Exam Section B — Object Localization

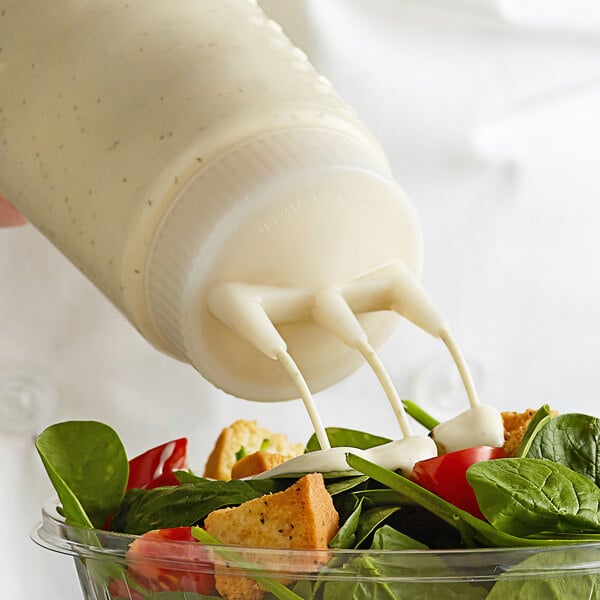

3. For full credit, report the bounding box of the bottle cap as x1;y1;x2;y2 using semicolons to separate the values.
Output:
144;127;423;400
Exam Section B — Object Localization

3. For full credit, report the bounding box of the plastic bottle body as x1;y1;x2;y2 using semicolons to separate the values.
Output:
0;0;424;400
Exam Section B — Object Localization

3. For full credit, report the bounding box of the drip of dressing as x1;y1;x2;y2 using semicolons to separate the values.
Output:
355;339;413;439
338;263;504;453
440;328;479;409
275;349;331;451
208;262;504;476
310;288;415;438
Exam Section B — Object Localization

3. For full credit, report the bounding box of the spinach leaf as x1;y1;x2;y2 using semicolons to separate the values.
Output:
321;531;487;600
485;546;600;600
516;405;553;457
354;506;401;548
402;400;440;430
112;479;284;535
326;475;369;497
346;453;568;548
35;463;93;530
35;421;128;528
353;488;412;508
305;427;390;453
370;524;427;550
526;413;600;485
321;555;401;600
329;488;404;549
174;471;209;485
329;498;363;549
468;458;600;538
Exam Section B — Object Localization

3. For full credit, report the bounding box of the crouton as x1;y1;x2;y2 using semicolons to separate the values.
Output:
203;420;304;481
204;472;339;600
231;451;290;479
502;408;557;457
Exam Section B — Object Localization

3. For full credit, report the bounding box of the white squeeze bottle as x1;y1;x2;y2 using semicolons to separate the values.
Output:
0;0;504;464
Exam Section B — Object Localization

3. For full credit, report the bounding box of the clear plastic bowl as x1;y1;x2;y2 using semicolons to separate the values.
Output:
33;497;600;599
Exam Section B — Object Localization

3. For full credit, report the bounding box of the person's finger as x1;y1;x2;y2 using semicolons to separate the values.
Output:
0;194;27;227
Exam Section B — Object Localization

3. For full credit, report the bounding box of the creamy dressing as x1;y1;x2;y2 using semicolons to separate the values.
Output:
309;288;414;438
275;350;331;452
440;328;480;409
355;339;414;439
254;437;438;479
431;328;505;452
209;263;504;476
431;405;505;452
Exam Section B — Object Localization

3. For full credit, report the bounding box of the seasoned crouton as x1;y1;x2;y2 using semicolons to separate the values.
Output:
203;420;304;481
502;408;557;457
204;472;339;600
231;451;290;479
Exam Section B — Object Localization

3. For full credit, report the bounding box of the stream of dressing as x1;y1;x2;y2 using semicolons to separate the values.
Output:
268;325;483;476
208;263;504;476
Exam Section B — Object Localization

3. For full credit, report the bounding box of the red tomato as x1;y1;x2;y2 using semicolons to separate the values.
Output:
411;446;506;519
104;439;188;531
126;527;215;595
127;438;188;490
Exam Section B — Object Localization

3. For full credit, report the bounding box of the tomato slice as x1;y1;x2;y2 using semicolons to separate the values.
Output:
127;438;188;490
125;527;215;595
411;446;505;519
104;438;188;531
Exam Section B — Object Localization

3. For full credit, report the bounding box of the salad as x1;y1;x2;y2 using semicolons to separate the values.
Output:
35;404;600;599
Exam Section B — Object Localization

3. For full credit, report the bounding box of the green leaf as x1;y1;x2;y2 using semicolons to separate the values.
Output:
35;422;135;590
321;556;399;600
174;471;209;485
305;427;390;453
353;488;412;508
325;475;369;497
345;453;568;548
111;479;285;534
401;400;440;430
35;465;93;530
516;404;553;457
321;550;488;600
485;547;600;600
369;524;428;550
468;458;600;538
321;521;488;599
290;579;317;600
526;413;600;485
329;498;363;549
35;421;128;528
354;506;402;548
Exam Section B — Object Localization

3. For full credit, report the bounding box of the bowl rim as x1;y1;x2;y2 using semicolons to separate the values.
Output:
32;496;600;584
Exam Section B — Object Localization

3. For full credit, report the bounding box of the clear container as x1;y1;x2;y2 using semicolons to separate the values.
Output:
32;497;600;599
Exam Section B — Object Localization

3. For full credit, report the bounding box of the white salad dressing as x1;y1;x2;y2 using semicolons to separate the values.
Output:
208;262;504;476
275;350;331;452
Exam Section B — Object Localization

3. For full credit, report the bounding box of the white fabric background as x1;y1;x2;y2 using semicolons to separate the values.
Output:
2;1;600;597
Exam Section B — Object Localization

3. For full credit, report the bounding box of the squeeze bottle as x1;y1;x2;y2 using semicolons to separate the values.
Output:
0;0;430;401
